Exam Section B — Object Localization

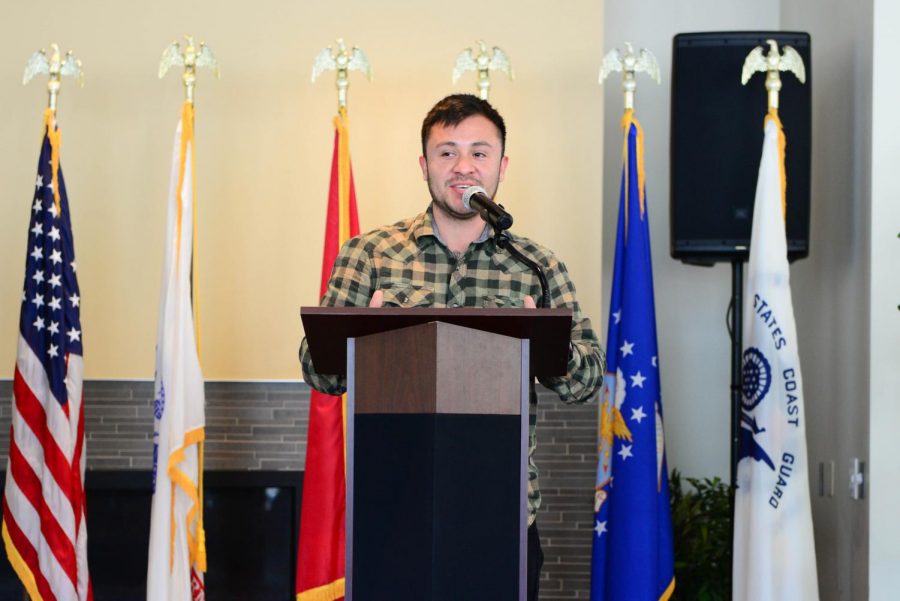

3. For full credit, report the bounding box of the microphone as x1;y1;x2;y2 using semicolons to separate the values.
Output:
462;186;548;306
462;186;513;231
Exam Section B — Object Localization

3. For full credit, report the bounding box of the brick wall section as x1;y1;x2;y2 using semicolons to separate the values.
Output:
0;380;311;471
0;379;597;599
534;388;597;600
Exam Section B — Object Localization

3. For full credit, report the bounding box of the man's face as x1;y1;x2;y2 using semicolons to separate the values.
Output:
419;115;509;221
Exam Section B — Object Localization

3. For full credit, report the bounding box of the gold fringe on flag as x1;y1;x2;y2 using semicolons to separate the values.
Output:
43;109;62;217
620;109;647;237
765;109;788;219
334;107;351;243
167;99;207;575
297;578;346;601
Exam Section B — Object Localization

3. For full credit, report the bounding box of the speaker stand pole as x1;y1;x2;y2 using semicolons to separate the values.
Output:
729;259;743;490
728;259;744;591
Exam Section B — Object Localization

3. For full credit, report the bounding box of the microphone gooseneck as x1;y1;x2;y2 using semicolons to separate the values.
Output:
461;186;549;307
495;233;551;308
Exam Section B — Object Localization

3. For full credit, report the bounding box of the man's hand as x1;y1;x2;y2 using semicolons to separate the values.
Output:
368;290;533;308
369;289;384;308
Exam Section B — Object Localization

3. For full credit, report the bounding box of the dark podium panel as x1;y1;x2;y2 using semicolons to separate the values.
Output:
352;412;521;600
300;308;573;601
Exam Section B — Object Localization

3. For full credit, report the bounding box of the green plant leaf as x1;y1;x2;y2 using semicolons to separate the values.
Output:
669;469;732;601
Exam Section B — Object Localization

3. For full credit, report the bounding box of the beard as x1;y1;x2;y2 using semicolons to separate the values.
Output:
425;172;496;222
431;193;479;221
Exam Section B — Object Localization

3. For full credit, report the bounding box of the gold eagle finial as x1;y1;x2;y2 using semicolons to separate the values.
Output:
159;36;220;104
23;43;84;112
599;42;660;112
741;39;806;111
311;39;372;110
453;40;513;101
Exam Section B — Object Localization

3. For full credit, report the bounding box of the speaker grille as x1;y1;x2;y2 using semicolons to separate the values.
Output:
670;31;811;265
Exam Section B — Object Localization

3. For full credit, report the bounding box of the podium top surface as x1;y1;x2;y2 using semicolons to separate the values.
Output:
301;306;573;376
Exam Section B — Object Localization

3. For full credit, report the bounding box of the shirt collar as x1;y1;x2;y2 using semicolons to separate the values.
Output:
416;203;492;249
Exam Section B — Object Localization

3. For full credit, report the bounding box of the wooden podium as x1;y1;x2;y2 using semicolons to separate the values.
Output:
301;307;572;601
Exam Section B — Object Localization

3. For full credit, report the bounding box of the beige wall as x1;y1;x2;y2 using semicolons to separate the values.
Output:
0;0;605;379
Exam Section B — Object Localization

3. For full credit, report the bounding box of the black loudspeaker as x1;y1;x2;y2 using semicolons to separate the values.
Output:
670;32;811;265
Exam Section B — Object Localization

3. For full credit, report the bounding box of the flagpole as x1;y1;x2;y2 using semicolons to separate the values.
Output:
733;39;814;601
594;43;674;601
730;33;808;502
11;42;92;601
299;39;369;601
150;36;217;601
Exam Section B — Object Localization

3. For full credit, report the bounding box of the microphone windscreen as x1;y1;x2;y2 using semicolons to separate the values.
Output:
461;186;488;210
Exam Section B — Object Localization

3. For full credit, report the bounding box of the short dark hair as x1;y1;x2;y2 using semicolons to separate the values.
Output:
420;94;507;156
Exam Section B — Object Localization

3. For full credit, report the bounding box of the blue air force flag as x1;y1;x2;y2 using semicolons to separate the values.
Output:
732;112;819;601
590;112;675;601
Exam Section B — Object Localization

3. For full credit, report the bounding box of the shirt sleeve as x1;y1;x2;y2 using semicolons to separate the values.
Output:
536;255;606;403
299;236;375;395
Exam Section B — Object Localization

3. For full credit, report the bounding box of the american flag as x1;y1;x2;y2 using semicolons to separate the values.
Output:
2;111;92;601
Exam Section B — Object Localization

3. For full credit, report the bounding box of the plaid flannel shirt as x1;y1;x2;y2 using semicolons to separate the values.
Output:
300;204;605;525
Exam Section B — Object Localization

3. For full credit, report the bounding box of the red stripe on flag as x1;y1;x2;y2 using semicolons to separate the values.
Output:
7;116;92;601
71;392;86;533
8;436;79;588
3;500;58;601
13;369;76;508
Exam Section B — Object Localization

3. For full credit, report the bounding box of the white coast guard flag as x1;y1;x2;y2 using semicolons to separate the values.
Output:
733;112;819;600
147;103;207;601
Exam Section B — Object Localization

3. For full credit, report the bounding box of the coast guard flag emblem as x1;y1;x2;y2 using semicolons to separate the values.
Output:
590;111;674;601
732;111;819;600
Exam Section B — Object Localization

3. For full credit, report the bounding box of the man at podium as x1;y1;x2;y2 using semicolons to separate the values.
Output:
300;94;605;600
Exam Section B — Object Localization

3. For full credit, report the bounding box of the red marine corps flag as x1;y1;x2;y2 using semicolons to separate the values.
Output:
3;109;93;601
296;107;360;601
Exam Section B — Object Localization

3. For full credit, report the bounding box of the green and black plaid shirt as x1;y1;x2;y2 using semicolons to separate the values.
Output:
300;204;605;524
